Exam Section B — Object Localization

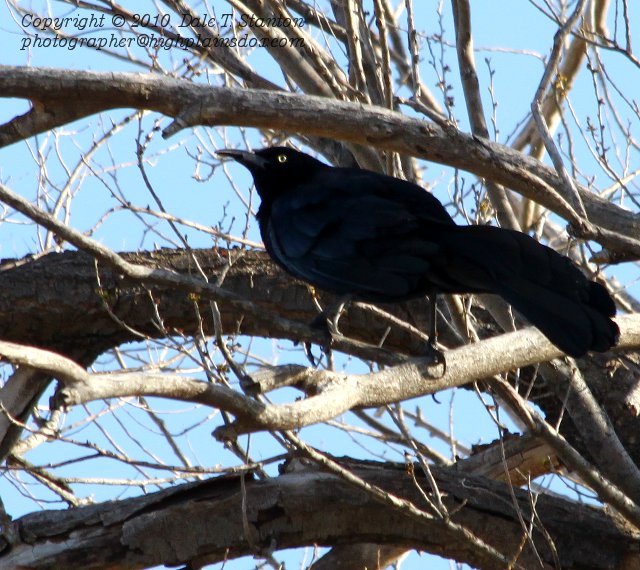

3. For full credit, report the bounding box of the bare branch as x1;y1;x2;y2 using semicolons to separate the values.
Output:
0;341;88;384
34;316;638;437
451;0;519;229
531;0;591;224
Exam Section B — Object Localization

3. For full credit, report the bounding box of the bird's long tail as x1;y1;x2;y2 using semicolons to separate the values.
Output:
436;225;619;357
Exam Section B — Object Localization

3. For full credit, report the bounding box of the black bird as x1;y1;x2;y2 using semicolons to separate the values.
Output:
217;146;619;358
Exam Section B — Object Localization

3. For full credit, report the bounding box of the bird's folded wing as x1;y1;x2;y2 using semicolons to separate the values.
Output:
266;181;447;299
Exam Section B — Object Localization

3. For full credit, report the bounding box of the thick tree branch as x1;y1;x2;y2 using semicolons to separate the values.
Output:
0;66;638;257
0;245;423;462
3;315;635;440
0;102;105;145
1;459;637;570
0;245;638;469
493;376;640;530
215;312;637;436
548;358;640;505
0;183;409;365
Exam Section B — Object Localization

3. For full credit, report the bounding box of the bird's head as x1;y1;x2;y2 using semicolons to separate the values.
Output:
216;146;326;198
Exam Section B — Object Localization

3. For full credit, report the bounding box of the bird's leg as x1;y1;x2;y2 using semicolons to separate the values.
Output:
303;296;350;367
428;293;437;347
425;293;446;367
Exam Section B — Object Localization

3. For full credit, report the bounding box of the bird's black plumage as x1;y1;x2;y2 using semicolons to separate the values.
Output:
217;146;619;357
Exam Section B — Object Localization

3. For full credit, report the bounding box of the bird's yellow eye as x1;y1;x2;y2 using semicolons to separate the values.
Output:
277;154;288;163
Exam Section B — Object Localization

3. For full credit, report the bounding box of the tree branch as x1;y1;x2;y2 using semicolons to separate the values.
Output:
2;459;637;570
1;66;638;257
2;315;632;439
451;0;519;230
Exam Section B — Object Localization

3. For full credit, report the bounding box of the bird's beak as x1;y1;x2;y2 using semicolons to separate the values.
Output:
216;149;269;170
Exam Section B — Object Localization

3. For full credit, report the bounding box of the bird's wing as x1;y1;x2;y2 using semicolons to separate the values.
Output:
264;171;450;300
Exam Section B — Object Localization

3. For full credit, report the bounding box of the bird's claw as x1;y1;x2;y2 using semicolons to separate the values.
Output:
303;338;333;367
303;313;336;367
424;340;446;375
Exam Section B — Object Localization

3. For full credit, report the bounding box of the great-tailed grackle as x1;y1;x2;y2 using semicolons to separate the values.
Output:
217;146;619;358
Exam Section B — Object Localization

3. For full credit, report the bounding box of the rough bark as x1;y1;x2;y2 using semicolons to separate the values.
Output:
1;459;637;570
0;247;436;355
